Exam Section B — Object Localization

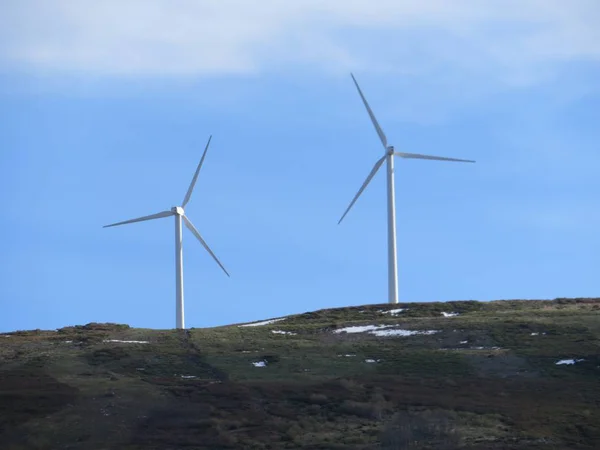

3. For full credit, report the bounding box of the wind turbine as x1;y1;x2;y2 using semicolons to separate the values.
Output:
103;136;229;329
338;74;475;304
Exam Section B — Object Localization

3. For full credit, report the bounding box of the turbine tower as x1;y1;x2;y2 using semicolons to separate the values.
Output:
103;136;229;329
338;74;475;304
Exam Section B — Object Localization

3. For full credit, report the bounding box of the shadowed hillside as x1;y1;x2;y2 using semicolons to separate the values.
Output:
1;298;599;449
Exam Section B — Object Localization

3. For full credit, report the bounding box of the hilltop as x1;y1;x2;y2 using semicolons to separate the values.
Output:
1;298;599;449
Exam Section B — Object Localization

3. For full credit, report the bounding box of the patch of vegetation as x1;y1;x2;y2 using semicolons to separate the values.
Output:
1;298;599;449
380;409;463;449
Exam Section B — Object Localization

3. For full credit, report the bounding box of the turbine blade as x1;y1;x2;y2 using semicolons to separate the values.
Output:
351;73;388;149
103;210;174;228
182;135;212;208
338;156;386;225
394;152;475;163
182;215;230;277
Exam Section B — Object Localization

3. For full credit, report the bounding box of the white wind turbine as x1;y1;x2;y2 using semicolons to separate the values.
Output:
103;136;229;329
338;74;475;304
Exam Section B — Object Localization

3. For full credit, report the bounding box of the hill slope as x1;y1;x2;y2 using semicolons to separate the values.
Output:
1;298;599;449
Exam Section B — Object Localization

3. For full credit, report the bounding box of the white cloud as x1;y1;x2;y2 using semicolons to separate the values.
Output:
0;0;598;84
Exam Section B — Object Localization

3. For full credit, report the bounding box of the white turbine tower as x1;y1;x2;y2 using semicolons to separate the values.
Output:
338;74;475;304
103;136;229;329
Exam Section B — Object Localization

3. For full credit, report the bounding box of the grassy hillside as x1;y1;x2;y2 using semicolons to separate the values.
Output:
1;298;599;449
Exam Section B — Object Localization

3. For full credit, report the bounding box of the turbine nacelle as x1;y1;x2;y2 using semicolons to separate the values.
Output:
386;146;394;155
172;206;185;215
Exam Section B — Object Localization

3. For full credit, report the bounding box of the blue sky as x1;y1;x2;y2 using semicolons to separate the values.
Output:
1;1;599;332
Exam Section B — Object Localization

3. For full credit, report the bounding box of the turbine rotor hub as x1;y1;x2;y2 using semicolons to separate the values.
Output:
386;146;394;155
172;206;185;215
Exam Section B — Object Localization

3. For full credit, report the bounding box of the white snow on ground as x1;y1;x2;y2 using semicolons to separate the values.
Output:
556;359;585;365
64;340;73;343
103;339;149;344
365;359;381;363
180;375;197;379
334;324;440;337
460;340;468;344
378;308;406;315
337;354;356;357
252;361;267;367
334;325;391;334
271;330;297;335
371;329;439;337
442;312;459;317
531;332;539;336
239;318;285;327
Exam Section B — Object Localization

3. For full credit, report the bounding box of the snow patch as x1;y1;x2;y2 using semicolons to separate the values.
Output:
460;340;468;344
371;329;439;337
334;324;439;338
239;318;285;327
252;361;267;367
380;308;406;315
271;330;297;335
64;340;73;344
103;339;149;344
365;359;381;363
441;312;459;317
337;354;356;357
180;375;197;379
334;325;391;334
556;359;585;365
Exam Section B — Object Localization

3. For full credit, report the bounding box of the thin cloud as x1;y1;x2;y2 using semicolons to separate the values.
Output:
0;0;598;83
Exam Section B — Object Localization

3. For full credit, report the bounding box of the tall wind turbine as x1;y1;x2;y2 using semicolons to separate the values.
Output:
103;136;229;329
338;74;475;304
